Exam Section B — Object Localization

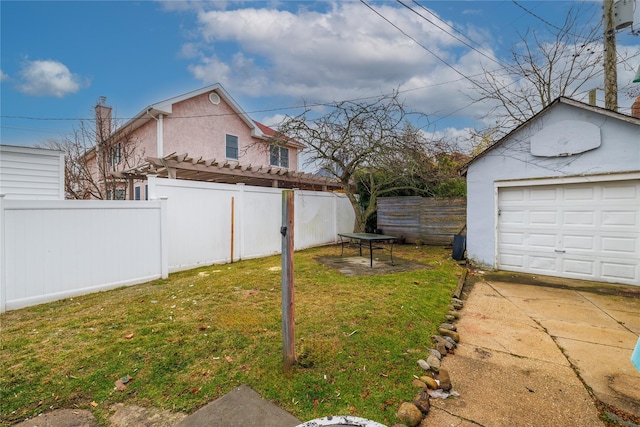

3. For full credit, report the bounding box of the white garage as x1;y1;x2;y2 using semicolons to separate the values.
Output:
465;97;640;286
497;178;639;285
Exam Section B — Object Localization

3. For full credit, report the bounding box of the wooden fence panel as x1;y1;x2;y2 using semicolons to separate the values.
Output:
377;197;466;245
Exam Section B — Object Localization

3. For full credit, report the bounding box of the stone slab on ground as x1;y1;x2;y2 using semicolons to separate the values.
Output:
314;255;428;276
175;384;301;427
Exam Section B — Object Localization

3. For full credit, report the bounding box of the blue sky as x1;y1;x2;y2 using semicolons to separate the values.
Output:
1;1;639;149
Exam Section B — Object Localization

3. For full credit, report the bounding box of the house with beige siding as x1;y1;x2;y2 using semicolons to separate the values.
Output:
86;83;337;200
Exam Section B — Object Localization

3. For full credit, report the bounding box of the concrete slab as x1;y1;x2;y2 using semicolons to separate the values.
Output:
539;319;635;349
489;280;640;419
428;344;602;427
422;408;478;427
608;309;640;335
455;281;568;365
578;292;640;315
175;384;301;427
491;281;583;301
506;298;616;325
555;337;640;417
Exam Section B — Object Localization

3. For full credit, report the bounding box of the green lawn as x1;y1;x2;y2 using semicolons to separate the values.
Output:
0;244;463;426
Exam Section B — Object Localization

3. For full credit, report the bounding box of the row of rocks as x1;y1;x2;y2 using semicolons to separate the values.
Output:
393;297;464;427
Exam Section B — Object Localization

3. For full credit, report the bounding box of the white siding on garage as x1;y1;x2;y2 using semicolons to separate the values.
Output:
0;145;65;200
498;180;640;285
465;99;640;286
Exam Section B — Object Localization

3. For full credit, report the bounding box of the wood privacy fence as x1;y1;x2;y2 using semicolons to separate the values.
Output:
0;178;355;312
376;196;466;245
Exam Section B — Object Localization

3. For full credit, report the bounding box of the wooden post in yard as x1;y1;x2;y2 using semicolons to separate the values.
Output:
281;190;295;371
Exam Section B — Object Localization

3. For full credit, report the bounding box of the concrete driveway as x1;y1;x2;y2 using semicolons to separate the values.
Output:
426;272;640;427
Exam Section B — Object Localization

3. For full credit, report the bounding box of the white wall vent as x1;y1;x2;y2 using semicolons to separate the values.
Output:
209;92;221;105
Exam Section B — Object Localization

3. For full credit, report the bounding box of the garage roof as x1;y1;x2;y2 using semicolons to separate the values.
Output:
461;97;640;175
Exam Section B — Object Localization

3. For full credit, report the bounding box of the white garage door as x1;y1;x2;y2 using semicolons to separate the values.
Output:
498;180;640;285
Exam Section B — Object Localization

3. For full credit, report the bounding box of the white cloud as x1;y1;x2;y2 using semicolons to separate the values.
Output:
259;113;287;128
0;70;8;81
184;2;493;114
17;59;88;97
422;127;476;153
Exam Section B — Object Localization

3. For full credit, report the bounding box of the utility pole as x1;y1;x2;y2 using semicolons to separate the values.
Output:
603;0;618;111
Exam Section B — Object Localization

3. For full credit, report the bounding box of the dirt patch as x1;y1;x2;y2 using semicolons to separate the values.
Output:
12;409;98;427
109;404;187;427
315;255;430;276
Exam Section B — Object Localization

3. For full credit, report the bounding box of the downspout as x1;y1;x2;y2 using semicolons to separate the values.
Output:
145;109;163;158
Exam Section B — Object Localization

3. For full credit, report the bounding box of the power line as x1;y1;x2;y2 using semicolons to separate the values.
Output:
0;76;475;122
511;0;605;43
360;0;485;92
400;0;504;68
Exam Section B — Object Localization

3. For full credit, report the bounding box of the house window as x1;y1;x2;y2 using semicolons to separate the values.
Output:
135;186;141;200
270;145;289;168
226;134;238;159
145;184;148;200
108;189;126;200
109;143;122;169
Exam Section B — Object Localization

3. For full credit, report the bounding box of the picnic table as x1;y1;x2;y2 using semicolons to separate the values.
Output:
338;232;396;268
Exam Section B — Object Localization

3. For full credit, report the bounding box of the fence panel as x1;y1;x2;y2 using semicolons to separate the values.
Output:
150;178;238;271
149;177;354;273
377;197;466;245
1;198;165;312
241;186;283;259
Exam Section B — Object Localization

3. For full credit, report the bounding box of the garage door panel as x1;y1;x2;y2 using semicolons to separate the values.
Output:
603;184;637;199
530;188;558;201
530;211;557;225
500;211;525;225
528;255;558;272
601;210;637;227
562;259;594;276
601;237;637;254
563;211;595;226
529;233;556;249
563;235;595;251
498;180;639;285
601;262;637;281
564;186;594;200
499;231;524;245
499;253;524;268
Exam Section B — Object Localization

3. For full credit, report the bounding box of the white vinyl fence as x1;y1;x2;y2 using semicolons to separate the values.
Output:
1;178;354;312
147;176;354;272
0;197;167;312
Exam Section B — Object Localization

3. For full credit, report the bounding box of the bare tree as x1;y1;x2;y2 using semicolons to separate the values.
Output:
273;93;449;232
473;4;605;138
40;105;142;199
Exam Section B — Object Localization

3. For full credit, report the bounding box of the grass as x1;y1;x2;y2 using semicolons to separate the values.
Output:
0;244;463;426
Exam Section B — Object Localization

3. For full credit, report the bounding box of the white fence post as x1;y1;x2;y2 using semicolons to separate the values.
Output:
159;196;169;279
236;183;245;261
148;175;158;200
